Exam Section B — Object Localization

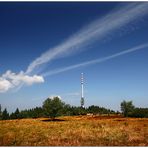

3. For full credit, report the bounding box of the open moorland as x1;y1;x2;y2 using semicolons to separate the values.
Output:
0;115;148;146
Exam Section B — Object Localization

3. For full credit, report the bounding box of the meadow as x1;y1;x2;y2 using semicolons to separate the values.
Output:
0;115;148;146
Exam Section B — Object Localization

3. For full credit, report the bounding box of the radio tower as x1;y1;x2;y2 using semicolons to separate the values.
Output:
81;73;85;108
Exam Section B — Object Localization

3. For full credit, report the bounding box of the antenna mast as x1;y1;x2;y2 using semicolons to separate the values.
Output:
81;73;84;108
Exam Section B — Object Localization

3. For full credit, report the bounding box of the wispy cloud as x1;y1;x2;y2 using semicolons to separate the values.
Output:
26;3;148;74
61;92;80;97
1;3;148;93
42;43;148;77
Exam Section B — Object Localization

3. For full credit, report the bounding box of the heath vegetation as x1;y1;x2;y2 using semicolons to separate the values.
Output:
0;97;148;146
0;115;148;146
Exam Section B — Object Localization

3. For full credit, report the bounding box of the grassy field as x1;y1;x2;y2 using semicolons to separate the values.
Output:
0;115;148;146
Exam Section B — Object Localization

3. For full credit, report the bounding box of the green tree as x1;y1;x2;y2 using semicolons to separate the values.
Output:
43;97;65;120
10;112;15;119
15;108;19;118
19;109;29;118
10;108;20;119
121;100;135;117
33;107;44;118
62;104;72;116
130;107;148;118
2;108;9;120
15;108;20;119
87;105;114;115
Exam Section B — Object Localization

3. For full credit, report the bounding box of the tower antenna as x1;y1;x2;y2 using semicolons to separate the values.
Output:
81;73;84;108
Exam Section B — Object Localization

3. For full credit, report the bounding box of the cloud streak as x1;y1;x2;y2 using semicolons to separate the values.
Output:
26;3;148;74
61;92;80;97
42;43;148;77
1;3;148;93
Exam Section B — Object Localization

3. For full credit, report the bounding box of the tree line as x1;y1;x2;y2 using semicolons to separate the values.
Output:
0;97;115;120
0;97;147;120
121;100;148;118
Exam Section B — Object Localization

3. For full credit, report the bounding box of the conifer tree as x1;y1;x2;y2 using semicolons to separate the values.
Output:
14;108;20;119
2;108;9;120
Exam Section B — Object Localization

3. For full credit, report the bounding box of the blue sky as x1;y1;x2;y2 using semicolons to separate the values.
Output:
0;2;148;112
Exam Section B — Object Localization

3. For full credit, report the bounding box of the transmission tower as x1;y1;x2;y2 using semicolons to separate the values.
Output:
81;73;85;108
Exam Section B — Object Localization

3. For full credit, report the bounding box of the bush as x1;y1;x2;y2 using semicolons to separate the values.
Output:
130;108;148;118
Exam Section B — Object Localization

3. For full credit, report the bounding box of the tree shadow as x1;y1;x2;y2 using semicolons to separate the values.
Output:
41;118;66;122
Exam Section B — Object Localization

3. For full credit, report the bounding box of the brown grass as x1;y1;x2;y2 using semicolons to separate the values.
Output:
0;115;148;146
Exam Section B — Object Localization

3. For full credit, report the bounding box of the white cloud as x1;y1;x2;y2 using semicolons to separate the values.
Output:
48;95;62;100
22;75;44;85
0;70;44;93
26;3;148;74
0;78;13;93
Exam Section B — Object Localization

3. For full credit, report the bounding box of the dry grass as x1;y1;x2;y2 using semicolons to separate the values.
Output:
0;115;148;146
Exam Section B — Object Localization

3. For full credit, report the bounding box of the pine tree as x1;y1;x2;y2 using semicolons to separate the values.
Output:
14;108;20;119
2;108;9;120
10;108;20;119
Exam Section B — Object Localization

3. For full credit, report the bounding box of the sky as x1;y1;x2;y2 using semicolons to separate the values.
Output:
0;2;148;112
